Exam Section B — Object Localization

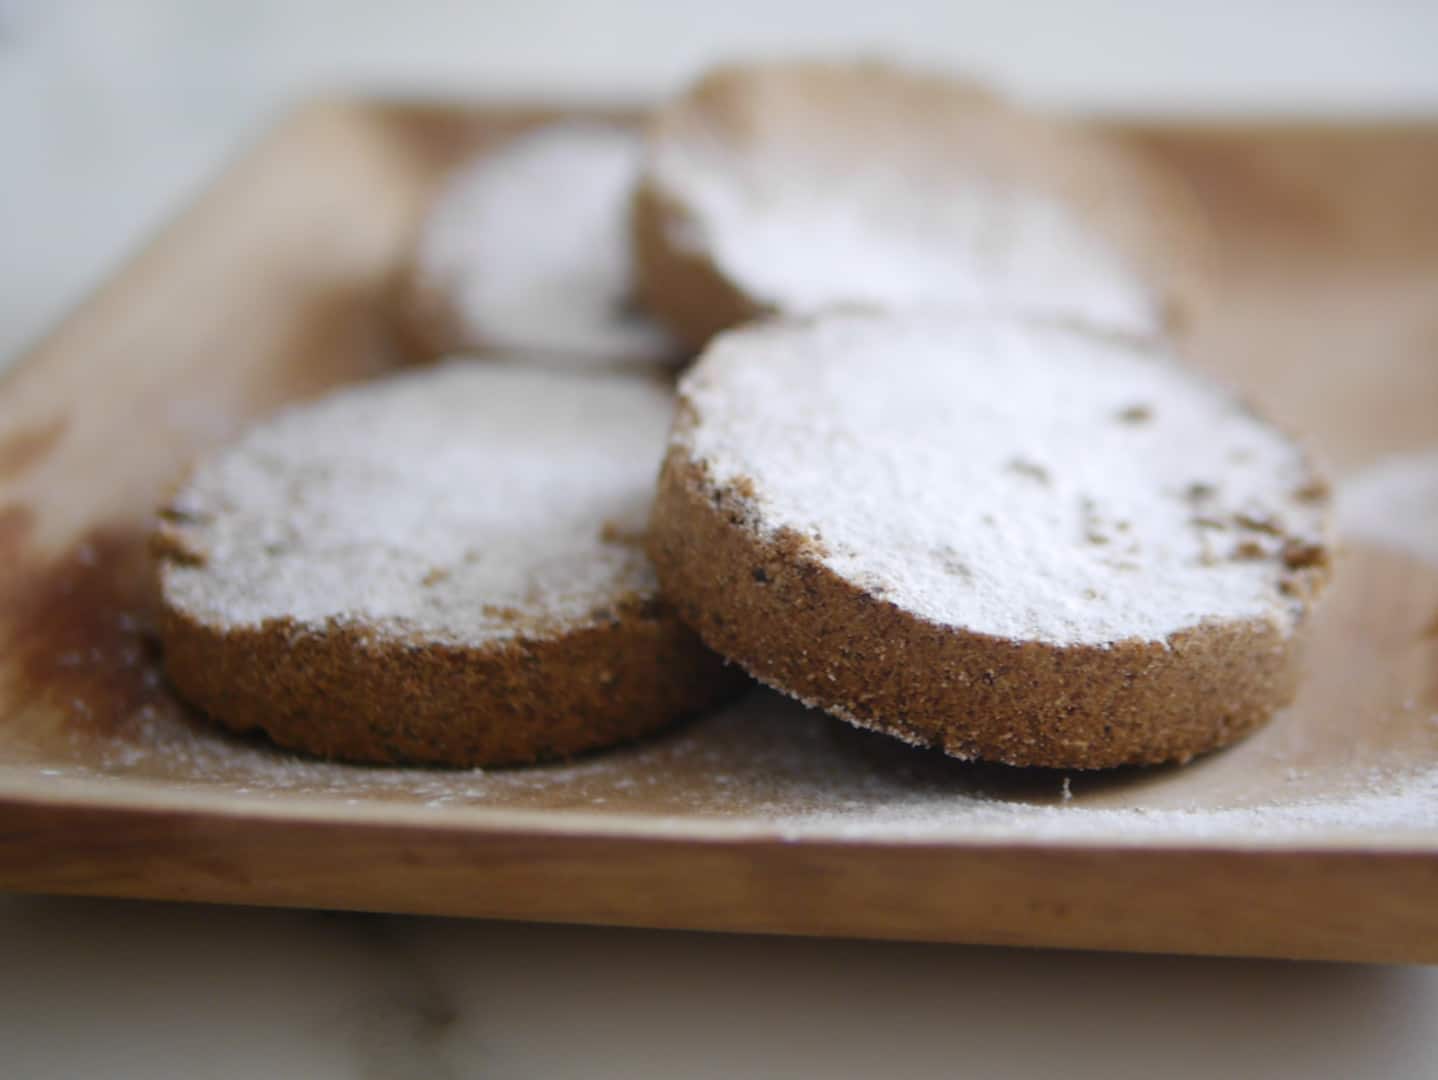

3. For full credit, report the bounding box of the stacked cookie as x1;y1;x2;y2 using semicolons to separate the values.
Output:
156;60;1332;769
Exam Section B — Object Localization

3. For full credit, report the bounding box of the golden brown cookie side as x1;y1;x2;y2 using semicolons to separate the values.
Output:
631;180;768;353
649;451;1316;769
157;578;745;767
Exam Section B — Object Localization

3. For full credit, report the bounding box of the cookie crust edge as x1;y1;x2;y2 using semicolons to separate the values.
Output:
649;451;1321;769
157;563;743;767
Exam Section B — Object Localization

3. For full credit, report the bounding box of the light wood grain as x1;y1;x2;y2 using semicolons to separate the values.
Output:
0;102;1435;963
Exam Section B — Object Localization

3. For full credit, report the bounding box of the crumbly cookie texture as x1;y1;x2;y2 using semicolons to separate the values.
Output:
634;60;1206;349
649;312;1332;768
403;122;679;366
156;361;741;766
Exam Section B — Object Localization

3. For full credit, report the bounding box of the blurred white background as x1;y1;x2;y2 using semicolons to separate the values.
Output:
3;0;1438;361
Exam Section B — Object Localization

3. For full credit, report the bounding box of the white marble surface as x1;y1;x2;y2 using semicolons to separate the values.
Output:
5;894;1438;1080
5;2;1438;1076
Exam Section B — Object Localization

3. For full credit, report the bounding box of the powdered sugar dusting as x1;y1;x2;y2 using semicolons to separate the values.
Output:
649;79;1162;335
659;146;1156;334
678;313;1330;646
39;687;1438;845
1339;450;1438;566
417;122;676;363
161;362;675;644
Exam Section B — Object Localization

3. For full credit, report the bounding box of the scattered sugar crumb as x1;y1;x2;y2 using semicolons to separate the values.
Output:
45;686;1437;846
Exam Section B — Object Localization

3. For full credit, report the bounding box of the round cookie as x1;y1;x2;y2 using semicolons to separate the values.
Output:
155;362;739;766
633;60;1208;351
648;312;1333;769
402;122;679;367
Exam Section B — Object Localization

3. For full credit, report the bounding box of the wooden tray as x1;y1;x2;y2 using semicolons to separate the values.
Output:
2;101;1436;964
